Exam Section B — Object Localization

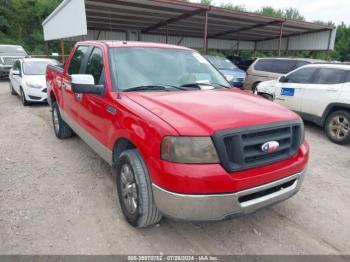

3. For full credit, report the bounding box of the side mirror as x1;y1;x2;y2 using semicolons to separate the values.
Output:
71;74;104;96
12;70;21;76
279;76;287;83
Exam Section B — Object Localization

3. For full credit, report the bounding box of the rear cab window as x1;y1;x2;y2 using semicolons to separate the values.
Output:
68;45;89;75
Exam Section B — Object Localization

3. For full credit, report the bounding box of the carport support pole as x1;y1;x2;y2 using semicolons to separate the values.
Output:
203;11;208;54
166;24;169;44
60;39;65;64
278;22;284;57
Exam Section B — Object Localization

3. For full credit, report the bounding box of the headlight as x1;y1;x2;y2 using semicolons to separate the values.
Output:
26;81;42;89
161;136;220;164
0;57;3;64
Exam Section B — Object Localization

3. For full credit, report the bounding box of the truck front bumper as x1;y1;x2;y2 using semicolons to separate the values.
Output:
153;171;305;221
0;65;11;77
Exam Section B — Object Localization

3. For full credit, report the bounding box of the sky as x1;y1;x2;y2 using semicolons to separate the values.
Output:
204;0;350;25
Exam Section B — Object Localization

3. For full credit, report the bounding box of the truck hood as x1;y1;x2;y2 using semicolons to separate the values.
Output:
126;89;300;135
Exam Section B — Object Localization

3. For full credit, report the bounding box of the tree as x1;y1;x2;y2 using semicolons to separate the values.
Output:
0;0;61;54
200;0;213;5
220;3;246;12
331;23;350;61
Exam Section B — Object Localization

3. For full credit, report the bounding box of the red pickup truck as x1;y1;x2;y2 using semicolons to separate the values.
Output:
46;41;309;228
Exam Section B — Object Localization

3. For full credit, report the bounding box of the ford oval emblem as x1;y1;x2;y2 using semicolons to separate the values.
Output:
261;141;280;153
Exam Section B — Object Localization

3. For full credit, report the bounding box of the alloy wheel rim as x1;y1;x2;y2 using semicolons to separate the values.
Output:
120;164;138;214
329;116;349;139
53;108;60;133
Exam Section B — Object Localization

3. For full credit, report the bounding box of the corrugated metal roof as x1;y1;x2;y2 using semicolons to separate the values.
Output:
84;0;334;41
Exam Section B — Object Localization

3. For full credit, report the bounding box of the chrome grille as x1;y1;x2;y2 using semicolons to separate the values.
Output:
2;57;22;66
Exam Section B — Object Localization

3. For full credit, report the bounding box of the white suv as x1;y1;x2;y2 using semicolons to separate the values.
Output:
256;64;350;145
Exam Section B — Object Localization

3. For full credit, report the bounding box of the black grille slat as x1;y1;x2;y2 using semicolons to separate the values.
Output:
243;142;291;158
213;121;303;172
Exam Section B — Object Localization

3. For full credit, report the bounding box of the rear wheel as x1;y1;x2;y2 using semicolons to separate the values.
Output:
51;101;74;139
116;149;162;228
325;110;350;145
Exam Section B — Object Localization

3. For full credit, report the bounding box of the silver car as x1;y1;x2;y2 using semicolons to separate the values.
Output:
244;57;324;92
0;45;28;78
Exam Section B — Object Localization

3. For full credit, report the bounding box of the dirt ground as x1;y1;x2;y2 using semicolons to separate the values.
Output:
0;80;349;255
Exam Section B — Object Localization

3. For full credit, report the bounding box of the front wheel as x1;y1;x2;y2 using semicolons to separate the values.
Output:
20;88;29;106
325;110;350;145
116;149;162;228
10;83;16;95
259;93;273;101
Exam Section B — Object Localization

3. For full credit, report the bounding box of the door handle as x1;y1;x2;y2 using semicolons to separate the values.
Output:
106;105;117;115
75;93;82;101
327;88;338;92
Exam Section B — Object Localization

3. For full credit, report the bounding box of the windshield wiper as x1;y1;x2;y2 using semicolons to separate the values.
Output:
180;82;230;89
123;85;188;92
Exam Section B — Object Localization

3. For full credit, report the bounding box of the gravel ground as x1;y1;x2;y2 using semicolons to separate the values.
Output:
0;80;349;255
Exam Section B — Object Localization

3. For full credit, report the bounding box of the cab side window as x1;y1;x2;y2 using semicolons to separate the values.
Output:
68;46;89;75
85;48;104;85
313;68;347;85
286;67;318;84
346;71;350;83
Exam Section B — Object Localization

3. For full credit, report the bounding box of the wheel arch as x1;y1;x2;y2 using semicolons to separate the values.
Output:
322;103;350;126
112;137;137;168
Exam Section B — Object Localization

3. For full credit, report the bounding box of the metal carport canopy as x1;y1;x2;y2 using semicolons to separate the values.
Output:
42;0;336;53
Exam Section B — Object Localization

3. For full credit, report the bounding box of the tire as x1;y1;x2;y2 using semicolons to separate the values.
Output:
325;110;350;145
20;88;29;106
116;149;162;228
259;93;273;101
51;101;74;139
10;83;16;95
252;82;260;93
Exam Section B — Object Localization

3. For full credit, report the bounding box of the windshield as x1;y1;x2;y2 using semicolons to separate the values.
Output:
0;45;27;55
23;61;56;75
109;47;230;91
206;56;237;70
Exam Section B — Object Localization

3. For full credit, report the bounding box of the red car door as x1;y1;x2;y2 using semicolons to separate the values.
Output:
73;45;116;156
62;45;90;123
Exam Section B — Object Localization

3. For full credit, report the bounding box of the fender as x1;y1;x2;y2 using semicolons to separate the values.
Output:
321;103;350;126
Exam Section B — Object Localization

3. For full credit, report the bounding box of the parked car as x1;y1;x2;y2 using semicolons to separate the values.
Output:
46;41;309;228
9;58;59;105
204;55;246;88
256;64;350;145
244;57;324;91
0;45;27;78
227;56;256;71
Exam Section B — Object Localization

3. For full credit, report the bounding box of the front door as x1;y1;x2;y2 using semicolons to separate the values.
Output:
74;46;116;152
62;45;90;122
274;67;318;113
